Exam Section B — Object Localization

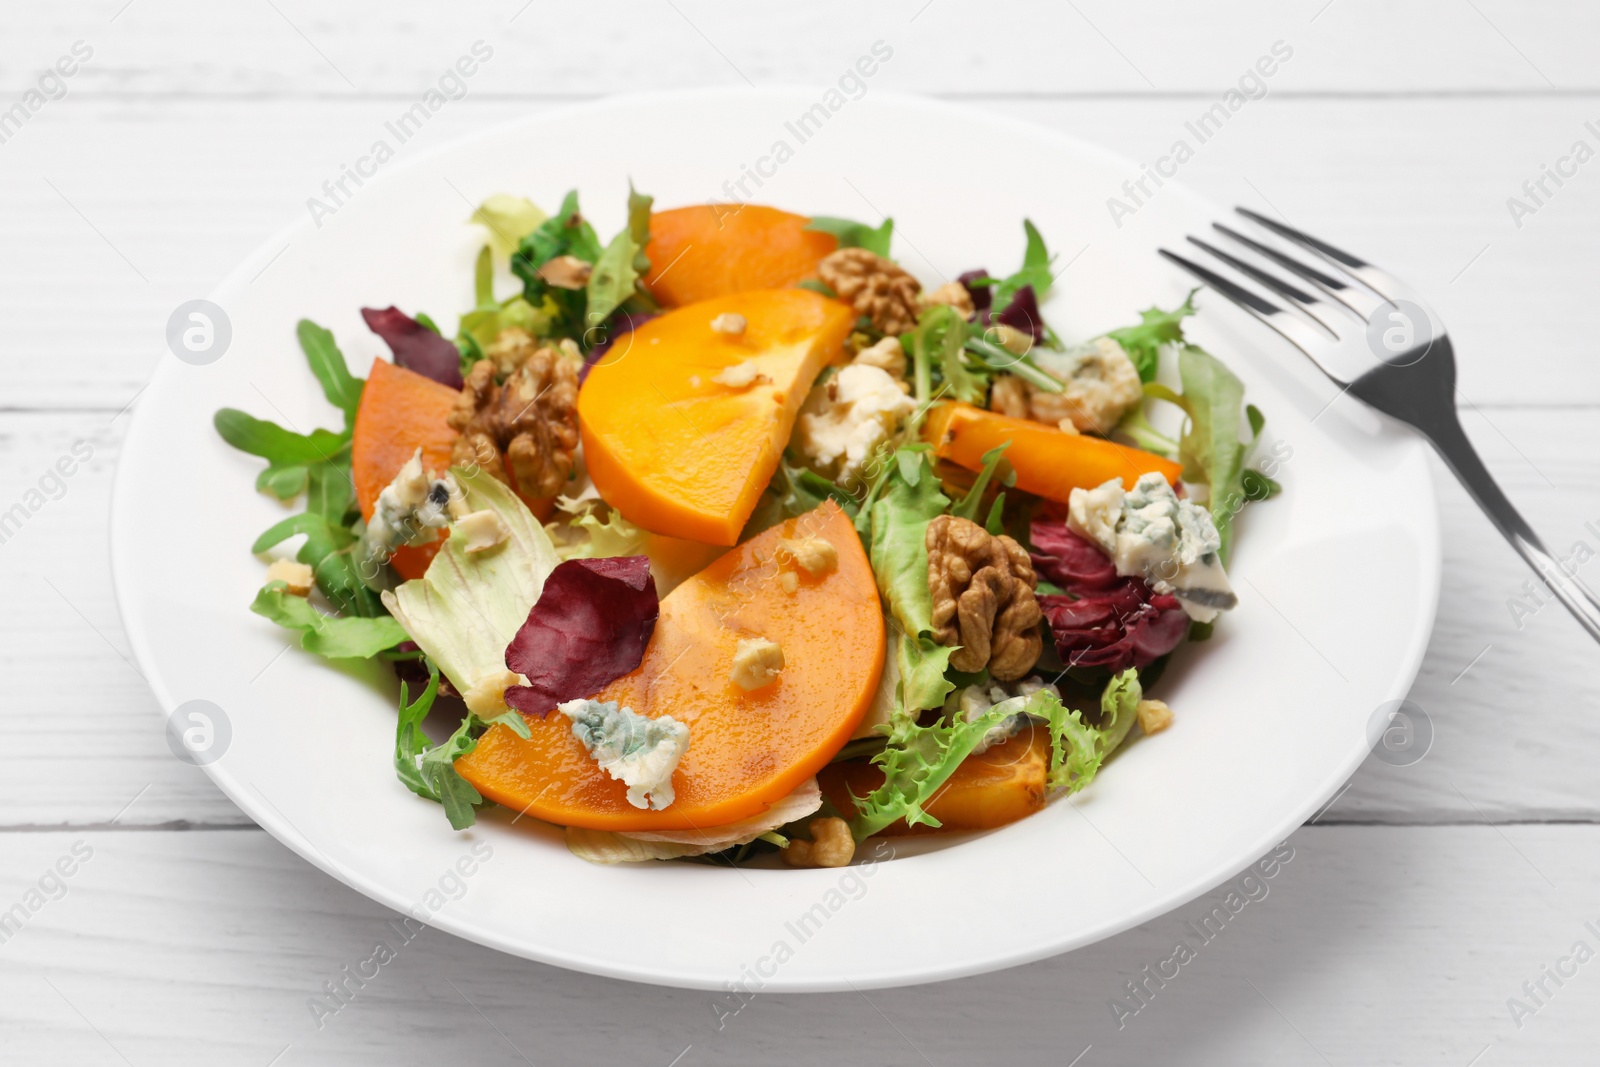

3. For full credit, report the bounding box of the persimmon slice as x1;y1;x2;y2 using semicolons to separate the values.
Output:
455;501;885;832
643;204;838;307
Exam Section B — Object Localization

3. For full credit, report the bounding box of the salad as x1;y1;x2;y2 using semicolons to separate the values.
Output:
215;188;1280;867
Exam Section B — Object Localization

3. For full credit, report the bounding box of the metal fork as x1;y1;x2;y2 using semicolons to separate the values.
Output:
1160;207;1600;644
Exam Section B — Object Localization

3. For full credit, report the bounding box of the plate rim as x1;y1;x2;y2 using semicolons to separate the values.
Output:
110;85;1442;991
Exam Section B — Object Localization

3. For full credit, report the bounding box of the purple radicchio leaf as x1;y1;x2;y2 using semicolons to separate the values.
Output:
957;269;993;314
361;306;464;390
581;311;659;383
503;556;659;717
994;284;1045;343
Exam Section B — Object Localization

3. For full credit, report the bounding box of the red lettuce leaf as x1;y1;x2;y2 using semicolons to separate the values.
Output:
994;284;1044;343
503;556;659;717
361;306;464;390
1031;521;1188;673
957;269;992;314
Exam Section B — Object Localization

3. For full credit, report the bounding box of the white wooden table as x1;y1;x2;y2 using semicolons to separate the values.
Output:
5;2;1598;1062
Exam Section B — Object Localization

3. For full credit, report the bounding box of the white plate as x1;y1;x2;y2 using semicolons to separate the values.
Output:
112;88;1439;991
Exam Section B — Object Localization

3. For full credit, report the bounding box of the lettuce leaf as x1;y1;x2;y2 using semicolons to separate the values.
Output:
867;448;949;640
250;582;407;658
381;468;561;712
1106;289;1197;382
1145;344;1250;563
469;194;547;258
547;503;650;561
584;227;641;327
566;778;823;864
849;670;1142;840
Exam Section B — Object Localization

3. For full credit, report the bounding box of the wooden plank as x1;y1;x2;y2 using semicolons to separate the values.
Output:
2;95;1598;409
0;406;1594;826
2;0;1595;96
1;825;1595;1063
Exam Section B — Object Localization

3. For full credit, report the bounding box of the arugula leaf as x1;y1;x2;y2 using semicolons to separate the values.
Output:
470;194;547;258
305;460;354;520
515;190;603;277
991;218;1055;309
1107;289;1198;382
795;278;839;299
296;320;363;427
250;582;408;658
585;227;641;328
395;661;440;798
393;660;532;830
950;442;1013;522
868;448;950;639
256;464;307;501
214;409;347;466
912;304;987;405
805;216;894;258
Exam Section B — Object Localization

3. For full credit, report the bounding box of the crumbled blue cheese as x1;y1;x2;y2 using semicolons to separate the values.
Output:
794;364;917;485
1068;472;1237;623
558;698;690;810
953;676;1062;754
362;448;467;569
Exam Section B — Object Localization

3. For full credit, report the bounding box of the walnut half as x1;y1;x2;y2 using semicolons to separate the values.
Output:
448;346;580;499
818;248;922;336
926;515;1042;681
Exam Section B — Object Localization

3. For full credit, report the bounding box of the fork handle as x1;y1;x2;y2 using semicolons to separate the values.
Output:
1423;412;1600;643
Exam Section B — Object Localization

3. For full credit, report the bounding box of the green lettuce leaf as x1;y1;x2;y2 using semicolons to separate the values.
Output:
850;701;1018;838
250;582;407;658
470;194;547;258
381;468;561;712
1167;344;1249;563
895;633;956;714
627;183;653;274
868;448;949;639
1106;289;1198;382
547;503;650;561
805;215;894;257
585;227;641;327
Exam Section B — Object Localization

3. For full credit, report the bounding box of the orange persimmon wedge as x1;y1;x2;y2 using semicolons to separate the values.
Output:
818;724;1050;835
642;204;838;307
579;288;854;545
351;358;459;579
924;401;1183;503
455;500;884;832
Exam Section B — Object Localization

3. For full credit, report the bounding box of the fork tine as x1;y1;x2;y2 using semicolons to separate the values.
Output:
1185;235;1340;338
1157;248;1345;384
1210;222;1380;322
1234;207;1401;301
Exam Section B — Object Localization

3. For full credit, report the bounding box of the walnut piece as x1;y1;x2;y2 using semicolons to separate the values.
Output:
993;338;1142;436
926;515;1042;681
265;559;314;596
484;327;538;377
537;255;592;289
923;280;975;319
818;248;922;336
730;637;784;690
852;336;909;392
710;312;747;335
784;817;855;868
776;536;838;577
1137;698;1174;735
447;348;580;499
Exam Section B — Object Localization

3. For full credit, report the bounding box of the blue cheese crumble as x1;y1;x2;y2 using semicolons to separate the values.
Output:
1068;472;1238;623
558;698;690;811
362;448;467;569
